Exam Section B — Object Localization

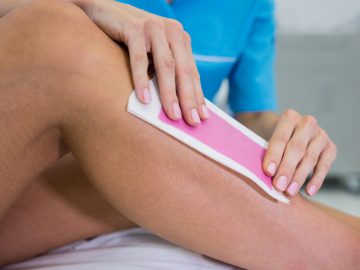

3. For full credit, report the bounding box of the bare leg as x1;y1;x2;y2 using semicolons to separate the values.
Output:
0;154;136;263
313;201;360;231
1;154;359;265
0;1;359;269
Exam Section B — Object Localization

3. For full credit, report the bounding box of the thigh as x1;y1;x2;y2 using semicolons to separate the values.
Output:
0;0;126;218
0;3;66;218
0;0;135;264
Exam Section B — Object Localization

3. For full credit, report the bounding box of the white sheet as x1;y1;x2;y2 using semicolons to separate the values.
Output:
4;228;242;270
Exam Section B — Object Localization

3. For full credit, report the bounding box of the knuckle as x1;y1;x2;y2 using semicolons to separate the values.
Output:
179;65;194;77
283;109;299;121
162;56;175;70
273;136;289;147
318;162;330;172
304;151;318;165
318;129;329;141
145;18;164;32
179;92;195;105
132;52;147;64
303;115;317;127
288;139;306;156
183;31;191;43
128;19;143;32
123;28;136;42
167;19;184;32
160;89;177;104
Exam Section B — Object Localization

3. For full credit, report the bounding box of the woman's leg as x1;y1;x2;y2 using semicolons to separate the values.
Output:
1;153;359;266
312;201;360;231
0;1;359;269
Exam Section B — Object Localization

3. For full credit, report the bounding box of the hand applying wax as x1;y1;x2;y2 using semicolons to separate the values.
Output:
67;0;208;126
237;109;337;197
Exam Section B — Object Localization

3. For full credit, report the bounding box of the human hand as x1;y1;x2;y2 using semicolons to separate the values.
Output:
263;110;337;197
73;0;208;125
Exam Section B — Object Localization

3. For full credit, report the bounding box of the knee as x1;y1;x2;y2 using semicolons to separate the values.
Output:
7;0;132;106
8;0;109;68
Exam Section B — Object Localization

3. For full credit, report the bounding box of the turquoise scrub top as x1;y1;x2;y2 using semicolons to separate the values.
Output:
116;0;277;113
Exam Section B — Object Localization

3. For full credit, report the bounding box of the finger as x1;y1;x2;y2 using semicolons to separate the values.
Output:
306;141;337;196
183;31;208;120
286;130;328;196
150;27;180;121
263;110;299;179
274;115;317;191
167;21;200;126
128;37;150;103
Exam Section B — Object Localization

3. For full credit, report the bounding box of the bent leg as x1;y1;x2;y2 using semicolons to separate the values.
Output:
2;154;360;266
1;154;359;266
0;1;359;269
0;0;70;217
0;154;136;263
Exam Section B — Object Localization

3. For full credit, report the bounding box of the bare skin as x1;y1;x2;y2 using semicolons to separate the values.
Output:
0;1;359;269
0;155;137;263
1;154;360;267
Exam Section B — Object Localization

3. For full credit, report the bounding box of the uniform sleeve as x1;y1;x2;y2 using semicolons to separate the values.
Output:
228;0;277;113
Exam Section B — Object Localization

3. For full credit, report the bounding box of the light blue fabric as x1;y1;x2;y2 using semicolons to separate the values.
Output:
117;0;277;113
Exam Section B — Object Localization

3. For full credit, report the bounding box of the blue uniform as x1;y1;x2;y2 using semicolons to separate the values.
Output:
117;0;277;113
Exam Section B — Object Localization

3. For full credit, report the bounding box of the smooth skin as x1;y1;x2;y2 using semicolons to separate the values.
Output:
1;154;360;266
0;1;359;269
0;0;336;198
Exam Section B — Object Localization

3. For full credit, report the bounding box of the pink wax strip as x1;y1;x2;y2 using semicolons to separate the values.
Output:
158;109;272;189
127;78;288;203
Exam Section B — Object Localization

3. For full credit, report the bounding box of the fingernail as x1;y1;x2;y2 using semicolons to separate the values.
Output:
308;185;318;196
191;108;201;124
287;182;299;196
201;105;209;119
143;88;151;103
267;162;276;176
173;103;182;119
276;176;288;191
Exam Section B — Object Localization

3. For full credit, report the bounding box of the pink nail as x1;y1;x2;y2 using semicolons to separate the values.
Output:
173;103;182;119
143;88;151;103
276;176;288;191
191;108;200;124
308;185;318;196
201;105;209;119
267;162;276;176
287;182;299;196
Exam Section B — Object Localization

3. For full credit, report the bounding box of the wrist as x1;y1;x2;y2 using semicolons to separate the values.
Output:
236;112;278;140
